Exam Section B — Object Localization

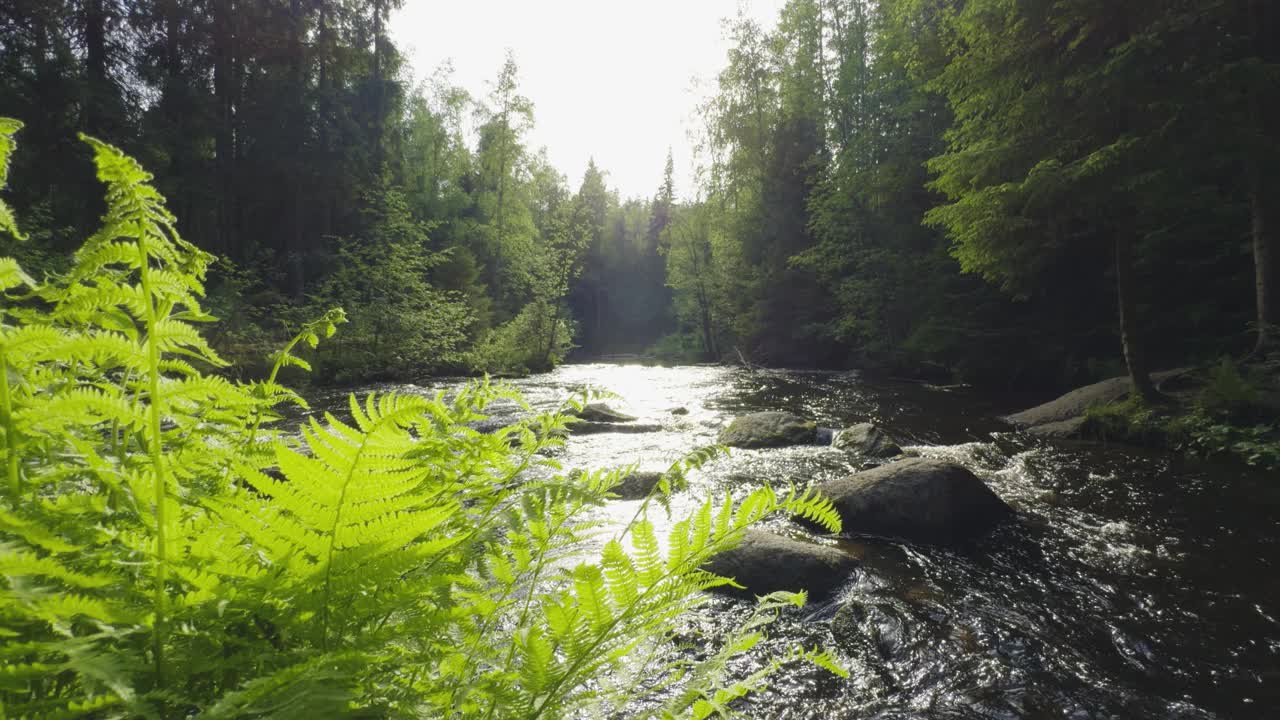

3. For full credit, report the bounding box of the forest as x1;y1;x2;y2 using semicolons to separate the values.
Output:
2;0;1276;391
1;0;1278;717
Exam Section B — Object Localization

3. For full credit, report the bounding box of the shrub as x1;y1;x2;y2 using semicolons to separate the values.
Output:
0;121;845;716
470;298;576;375
1197;357;1262;420
649;332;709;363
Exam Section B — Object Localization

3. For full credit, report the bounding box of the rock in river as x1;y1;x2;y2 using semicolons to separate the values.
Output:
717;411;817;448
574;402;638;423
1005;369;1190;437
568;421;663;435
703;529;857;599
832;422;903;458
612;471;663;500
810;458;1013;545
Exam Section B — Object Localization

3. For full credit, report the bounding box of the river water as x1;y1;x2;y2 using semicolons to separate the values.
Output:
307;363;1279;719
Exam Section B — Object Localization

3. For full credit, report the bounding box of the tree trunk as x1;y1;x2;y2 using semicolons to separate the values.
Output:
543;312;560;368
317;0;333;238
1115;234;1158;401
1249;0;1278;355
83;0;107;134
287;0;306;298
1253;183;1277;354
371;0;385;169
698;292;715;361
213;0;236;257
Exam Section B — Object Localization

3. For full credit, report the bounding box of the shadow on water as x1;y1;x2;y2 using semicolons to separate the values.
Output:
312;364;1279;719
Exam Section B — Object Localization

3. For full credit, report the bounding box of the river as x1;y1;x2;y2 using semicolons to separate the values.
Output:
303;363;1279;719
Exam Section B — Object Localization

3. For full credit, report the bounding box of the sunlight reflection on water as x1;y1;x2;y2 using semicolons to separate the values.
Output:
311;363;1279;719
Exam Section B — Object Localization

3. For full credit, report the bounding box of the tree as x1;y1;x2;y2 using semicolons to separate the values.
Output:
925;0;1191;400
473;52;537;320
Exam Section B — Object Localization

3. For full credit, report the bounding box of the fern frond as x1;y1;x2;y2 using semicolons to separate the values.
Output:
0;118;25;241
781;485;842;534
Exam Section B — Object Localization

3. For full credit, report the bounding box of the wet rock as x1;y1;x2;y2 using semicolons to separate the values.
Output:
704;529;857;599
717;411;817;448
810;458;1013;545
1005;369;1190;437
569;421;664;435
613;471;663;499
832;423;902;458
468;417;513;435
670;406;690;416
574;402;638;423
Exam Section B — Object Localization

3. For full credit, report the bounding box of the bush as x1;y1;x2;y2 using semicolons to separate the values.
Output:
649;332;709;363
470;298;576;375
1197;357;1263;420
0;122;847;717
1179;412;1280;473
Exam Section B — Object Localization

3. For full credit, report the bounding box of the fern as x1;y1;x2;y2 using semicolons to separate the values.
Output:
0;121;848;718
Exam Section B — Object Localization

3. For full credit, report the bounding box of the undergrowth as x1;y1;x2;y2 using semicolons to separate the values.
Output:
0;120;847;717
1083;358;1280;472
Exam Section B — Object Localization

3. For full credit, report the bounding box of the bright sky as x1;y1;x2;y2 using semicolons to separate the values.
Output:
390;0;786;201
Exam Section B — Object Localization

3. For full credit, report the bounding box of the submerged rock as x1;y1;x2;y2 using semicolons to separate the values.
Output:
717;411;817;448
670;406;690;416
703;529;857;599
569;421;663;435
613;471;663;499
832;423;903;458
830;596;916;661
810;458;1013;545
574;402;638;423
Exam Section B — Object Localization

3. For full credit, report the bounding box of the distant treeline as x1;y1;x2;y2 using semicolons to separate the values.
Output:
1;0;1275;389
674;0;1277;393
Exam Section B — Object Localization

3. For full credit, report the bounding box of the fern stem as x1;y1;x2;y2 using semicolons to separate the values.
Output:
137;239;169;687
245;333;303;450
476;508;575;720
320;431;371;651
0;347;19;496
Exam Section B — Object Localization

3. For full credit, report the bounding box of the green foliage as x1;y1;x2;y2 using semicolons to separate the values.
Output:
1197;357;1263;419
649;332;709;364
1082;395;1168;446
0;119;25;243
1180;415;1280;473
304;184;475;382
0;127;844;717
1083;376;1280;473
470;298;576;375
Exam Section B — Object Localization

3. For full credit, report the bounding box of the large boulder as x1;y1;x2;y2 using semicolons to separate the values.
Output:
832;423;902;458
1006;369;1190;437
811;458;1013;545
704;529;857;599
717;411;817;448
575;403;638;423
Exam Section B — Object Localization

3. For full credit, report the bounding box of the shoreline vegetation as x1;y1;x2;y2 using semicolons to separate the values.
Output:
1008;357;1280;472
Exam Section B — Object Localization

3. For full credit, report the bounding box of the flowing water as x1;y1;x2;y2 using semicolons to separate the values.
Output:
307;363;1279;719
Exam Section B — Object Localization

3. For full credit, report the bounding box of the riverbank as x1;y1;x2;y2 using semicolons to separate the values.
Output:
1006;356;1280;472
